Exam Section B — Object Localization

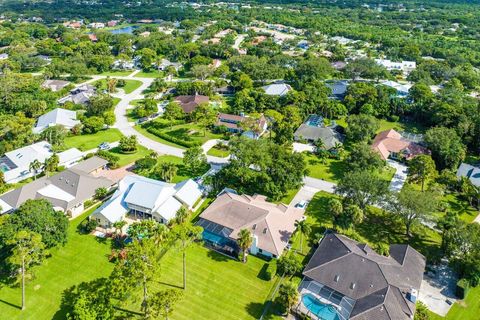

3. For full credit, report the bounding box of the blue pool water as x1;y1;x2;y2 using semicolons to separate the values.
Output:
110;26;138;34
202;230;228;246
302;294;339;320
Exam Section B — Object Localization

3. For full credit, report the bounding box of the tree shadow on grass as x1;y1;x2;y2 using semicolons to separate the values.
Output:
206;249;232;262
155;280;183;290
0;298;21;310
245;302;266;319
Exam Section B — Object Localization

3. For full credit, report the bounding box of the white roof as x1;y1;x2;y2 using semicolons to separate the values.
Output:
58;148;84;165
37;184;76;202
457;163;480;187
379;80;413;94
262;83;292;96
92;175;202;224
4;141;52;169
34;108;79;133
0;199;12;213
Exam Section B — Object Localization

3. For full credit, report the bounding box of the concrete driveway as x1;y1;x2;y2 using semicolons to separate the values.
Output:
419;262;458;316
387;159;408;192
289;177;336;206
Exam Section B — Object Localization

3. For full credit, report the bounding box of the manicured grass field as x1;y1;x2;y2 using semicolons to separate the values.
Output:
135;155;208;183
429;286;480;320
94;79;142;94
0;206;114;320
134;70;164;78
152;123;224;146
134;125;187;149
124;244;277;320
206;145;230;158
304;153;348;183
64;128;123;151
335;117;426;134
107;145;151;167
99;70;133;77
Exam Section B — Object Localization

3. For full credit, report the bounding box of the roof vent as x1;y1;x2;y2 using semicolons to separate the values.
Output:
370;284;374;288
252;224;257;230
334;275;340;282
350;282;356;290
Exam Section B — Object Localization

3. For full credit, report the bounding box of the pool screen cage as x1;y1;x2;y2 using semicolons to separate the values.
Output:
296;280;355;320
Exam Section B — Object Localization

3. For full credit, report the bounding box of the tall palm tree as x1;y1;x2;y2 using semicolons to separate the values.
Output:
174;223;202;289
294;220;311;254
237;229;253;263
113;220;127;240
29;160;42;180
174;206;190;225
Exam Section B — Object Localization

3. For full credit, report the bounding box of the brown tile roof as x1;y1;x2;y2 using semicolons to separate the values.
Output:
199;192;304;256
371;129;429;160
174;95;209;113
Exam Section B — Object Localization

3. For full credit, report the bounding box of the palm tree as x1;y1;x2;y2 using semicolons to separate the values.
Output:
237;229;253;263
113;220;127;240
29;160;42;180
174;223;202;289
294;220;311;254
174;206;190;225
157;162;178;182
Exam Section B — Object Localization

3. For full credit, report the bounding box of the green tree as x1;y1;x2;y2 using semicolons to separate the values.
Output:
81;116;105;134
276;254;302;276
148;289;183;320
347;143;385;171
44;153;59;177
172;222;203;289
156;162;178;182
345;114;379;143
414;301;430;320
276;281;299;315
335;170;389;209
94;187;108;200
163;101;185;126
192;103;216;136
294;220;311;254
183;146;208;176
388;186;438;237
424;127;466;170
408;155;437;192
119;135;137;153
237;228;253;263
6;199;69;248
7;230;46;310
137;48;156;70
29;159;42;180
40;125;67;147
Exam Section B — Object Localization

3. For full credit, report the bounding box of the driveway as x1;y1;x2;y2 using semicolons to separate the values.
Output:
293;142;314;153
289;177;336;206
387;159;408;192
419;262;458;316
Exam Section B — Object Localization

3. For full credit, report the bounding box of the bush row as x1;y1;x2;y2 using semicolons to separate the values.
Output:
146;128;202;148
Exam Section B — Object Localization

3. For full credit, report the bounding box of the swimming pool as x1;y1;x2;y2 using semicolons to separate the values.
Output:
0;163;11;173
202;230;229;246
302;293;339;320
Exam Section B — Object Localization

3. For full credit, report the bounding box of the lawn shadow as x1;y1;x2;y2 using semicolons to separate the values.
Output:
165;128;193;142
206;249;233;262
0;298;21;310
156;280;183;290
257;263;270;281
245;302;266;319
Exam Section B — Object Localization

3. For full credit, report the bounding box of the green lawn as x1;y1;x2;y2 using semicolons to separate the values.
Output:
134;155;207;183
134;125;187;149
155;123;224;146
206;145;230;158
64;129;123;151
99;70;133;77
93;79;142;94
134;70;164;78
304;153;348;183
124;244;276;320
429;286;480;320
335;117;426;134
0;206;114;320
107;145;151;167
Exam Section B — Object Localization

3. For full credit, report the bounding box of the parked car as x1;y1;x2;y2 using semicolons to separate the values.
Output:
295;200;309;209
98;142;111;150
136;117;149;124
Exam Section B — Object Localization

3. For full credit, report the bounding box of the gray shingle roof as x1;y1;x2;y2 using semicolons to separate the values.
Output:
294;124;343;149
303;233;426;320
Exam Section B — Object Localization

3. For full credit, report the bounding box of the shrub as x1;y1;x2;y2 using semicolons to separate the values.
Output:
265;260;277;281
276;254;302;276
456;278;470;299
80;219;98;234
96;150;120;168
146;127;202;148
117;79;126;87
84;199;95;209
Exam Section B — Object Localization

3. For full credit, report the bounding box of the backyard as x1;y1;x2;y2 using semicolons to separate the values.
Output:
134;155;208;183
64;128;123;151
134;70;164;78
93;78;143;94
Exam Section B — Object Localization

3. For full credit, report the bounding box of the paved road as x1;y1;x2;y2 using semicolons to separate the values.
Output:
79;74;229;165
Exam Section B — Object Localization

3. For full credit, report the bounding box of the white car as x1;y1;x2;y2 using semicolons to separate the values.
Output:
295;200;309;209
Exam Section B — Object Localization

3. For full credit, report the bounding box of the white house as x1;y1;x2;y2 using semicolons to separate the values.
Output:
379;80;413;97
92;175;203;228
457;163;480;187
33;108;80;134
375;58;417;75
0;141;84;183
261;83;292;96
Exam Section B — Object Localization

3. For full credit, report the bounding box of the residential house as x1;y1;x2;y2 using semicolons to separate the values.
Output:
42;79;70;92
0;157;112;217
197;190;305;258
375;59;417;75
295;233;425;320
0;141;85;184
371;129;429;161
112;59;135;70
294;115;344;149
88;22;105;29
215;113;267;139
456;163;480;187
88;34;98;42
33;108;80;133
58;84;96;105
325;80;349;100
262;83;292;96
107;20;118;27
379;80;413;98
331;61;347;70
297;40;310;50
91;175;203;227
156;59;182;71
174;95;209;113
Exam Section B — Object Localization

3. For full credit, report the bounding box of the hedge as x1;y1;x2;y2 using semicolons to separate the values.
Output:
265;260;277;281
146;127;202;148
144;119;186;130
456;278;470;299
